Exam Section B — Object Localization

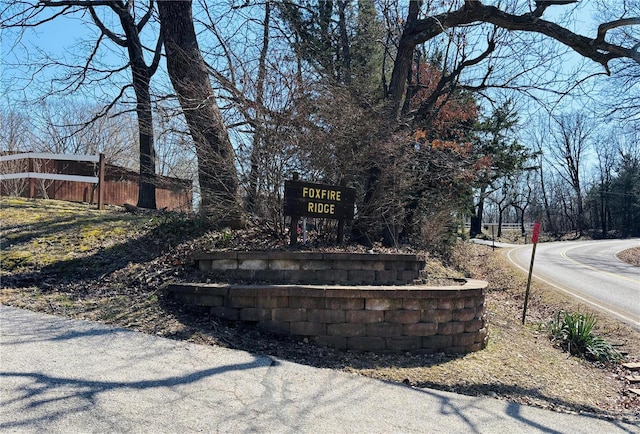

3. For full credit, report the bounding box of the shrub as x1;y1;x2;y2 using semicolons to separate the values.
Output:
547;311;622;363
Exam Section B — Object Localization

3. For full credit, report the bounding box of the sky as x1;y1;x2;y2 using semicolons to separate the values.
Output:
1;1;635;145
1;5;165;110
2;1;606;107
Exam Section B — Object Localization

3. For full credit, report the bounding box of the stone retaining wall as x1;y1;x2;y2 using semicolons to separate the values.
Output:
168;280;488;353
194;251;425;285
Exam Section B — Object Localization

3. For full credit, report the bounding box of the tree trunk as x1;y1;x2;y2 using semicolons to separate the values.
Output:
88;2;160;210
130;64;157;210
247;1;271;213
158;0;242;227
471;186;486;237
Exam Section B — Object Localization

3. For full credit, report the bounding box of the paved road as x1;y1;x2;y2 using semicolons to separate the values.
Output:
1;305;638;433
505;239;640;330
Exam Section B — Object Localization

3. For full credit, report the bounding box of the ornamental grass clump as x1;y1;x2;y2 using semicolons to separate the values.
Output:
547;311;622;363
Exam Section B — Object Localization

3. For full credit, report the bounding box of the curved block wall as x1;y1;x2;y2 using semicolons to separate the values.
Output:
168;279;488;353
193;251;426;285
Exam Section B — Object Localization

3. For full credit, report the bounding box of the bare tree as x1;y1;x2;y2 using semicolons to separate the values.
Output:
388;1;640;121
590;129;619;236
510;170;535;237
547;112;593;235
157;0;242;227
0;107;32;196
592;0;640;125
2;0;163;209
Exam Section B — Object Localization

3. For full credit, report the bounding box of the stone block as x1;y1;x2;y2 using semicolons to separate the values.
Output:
452;298;466;309
347;270;376;284
256;296;289;308
316;269;348;283
269;259;300;270
453;332;477;347
384;310;421;324
365;298;403;311
386;336;422;351
403;298;438;311
402;261;422;271
453;308;476;322
226;296;256;308
437;322;465;335
238;259;268;270
345;310;384;324
239;308;272;322
258;321;290;335
208;259;238;270
468;342;486;352
375;270;397;284
464;296;478;308
307;309;346;324
403;322;437;336
325;297;365;310
289;296;325;309
437;299;454;310
300;260;332;271
421;309;452;323
237;252;267;260
327;323;367;337
366;323;402;337
285;270;318;284
173;293;196;305
194;295;224;307
252;270;285;282
360;260;385;271
323;252;360;262
197;260;211;271
229;287;259;297
422;334;452;350
272;308;307;322
464;319;485;333
290;321;326;336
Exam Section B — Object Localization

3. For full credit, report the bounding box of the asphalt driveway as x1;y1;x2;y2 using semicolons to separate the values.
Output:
1;305;638;433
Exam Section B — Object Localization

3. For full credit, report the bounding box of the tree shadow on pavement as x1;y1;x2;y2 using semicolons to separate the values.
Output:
0;358;274;432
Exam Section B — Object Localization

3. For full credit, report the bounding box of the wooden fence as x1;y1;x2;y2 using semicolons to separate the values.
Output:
0;152;105;209
0;152;192;211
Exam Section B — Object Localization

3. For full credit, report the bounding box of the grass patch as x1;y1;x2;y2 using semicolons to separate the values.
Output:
547;311;623;362
0;197;156;275
0;250;35;269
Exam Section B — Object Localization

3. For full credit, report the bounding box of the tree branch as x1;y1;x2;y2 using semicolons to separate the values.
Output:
88;5;127;47
137;0;155;32
148;31;163;76
388;1;640;119
595;17;640;45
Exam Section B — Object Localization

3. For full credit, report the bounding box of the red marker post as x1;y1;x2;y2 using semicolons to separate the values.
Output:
522;222;541;325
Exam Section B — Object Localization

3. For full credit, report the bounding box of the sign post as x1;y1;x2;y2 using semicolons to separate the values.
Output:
284;176;355;245
522;222;541;325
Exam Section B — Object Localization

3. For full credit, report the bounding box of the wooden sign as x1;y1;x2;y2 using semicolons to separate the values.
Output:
285;180;355;220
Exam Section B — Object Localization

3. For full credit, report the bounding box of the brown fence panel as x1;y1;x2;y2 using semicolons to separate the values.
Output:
1;153;192;211
43;178;191;211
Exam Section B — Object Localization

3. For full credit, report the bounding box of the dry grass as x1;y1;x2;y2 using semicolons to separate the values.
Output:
619;248;640;267
1;197;638;422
